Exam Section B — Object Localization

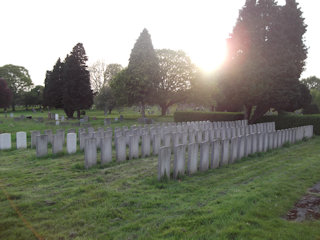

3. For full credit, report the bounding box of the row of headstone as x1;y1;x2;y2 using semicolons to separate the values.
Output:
82;121;274;169
158;125;313;180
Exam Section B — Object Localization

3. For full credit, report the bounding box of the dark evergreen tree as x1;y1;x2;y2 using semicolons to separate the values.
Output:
43;58;64;108
0;77;12;110
126;29;160;117
62;43;93;119
220;0;309;122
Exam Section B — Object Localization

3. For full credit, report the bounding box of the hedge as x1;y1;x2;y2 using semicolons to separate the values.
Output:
174;111;244;123
257;115;320;135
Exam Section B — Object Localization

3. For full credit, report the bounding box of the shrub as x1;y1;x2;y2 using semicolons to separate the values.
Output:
174;111;244;122
302;104;320;114
257;114;320;135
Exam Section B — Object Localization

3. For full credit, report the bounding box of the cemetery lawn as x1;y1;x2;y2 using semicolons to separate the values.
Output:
1;137;320;239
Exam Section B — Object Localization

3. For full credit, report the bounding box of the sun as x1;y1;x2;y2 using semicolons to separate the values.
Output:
189;40;227;74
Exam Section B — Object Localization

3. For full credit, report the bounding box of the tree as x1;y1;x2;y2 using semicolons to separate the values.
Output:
301;76;320;90
22;85;44;110
104;64;123;86
155;49;199;115
126;28;161;117
88;60;107;94
94;86;116;114
0;64;33;111
89;62;123;95
0;78;12;110
62;43;93;119
220;0;309;122
43;58;64;108
110;68;130;107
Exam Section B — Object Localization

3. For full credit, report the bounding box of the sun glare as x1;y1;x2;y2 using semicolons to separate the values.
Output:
190;41;227;74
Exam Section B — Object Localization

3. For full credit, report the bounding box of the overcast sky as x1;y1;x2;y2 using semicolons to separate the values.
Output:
0;0;319;86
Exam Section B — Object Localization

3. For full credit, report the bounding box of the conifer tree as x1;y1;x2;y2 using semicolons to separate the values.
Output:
126;29;160;117
62;43;93;119
43;58;64;108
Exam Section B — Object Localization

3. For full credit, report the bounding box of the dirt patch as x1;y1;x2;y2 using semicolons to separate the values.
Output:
285;182;320;222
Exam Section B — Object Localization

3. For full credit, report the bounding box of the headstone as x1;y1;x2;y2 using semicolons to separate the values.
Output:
163;134;171;147
251;133;258;154
0;133;11;150
60;115;65;121
116;136;126;162
55;114;59;121
44;130;53;144
173;144;186;178
31;130;41;148
230;137;238;164
263;133;269;152
129;135;140;159
221;139;230;166
101;136;112;165
52;133;64;154
16;132;27;149
187;143;198;174
83;116;89;122
158;146;171;180
10;113;14;118
141;134;151;158
84;138;97;169
153;134;161;155
211;140;221;169
199;141;210;171
36;135;48;157
104;118;111;126
245;134;252;156
67;133;77;154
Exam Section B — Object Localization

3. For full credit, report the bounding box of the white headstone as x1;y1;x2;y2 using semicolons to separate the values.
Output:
16;132;27;149
0;133;11;150
67;133;77;154
55;114;59;121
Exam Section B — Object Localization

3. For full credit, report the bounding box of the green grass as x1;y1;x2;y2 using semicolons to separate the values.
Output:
0;108;173;137
1;134;320;239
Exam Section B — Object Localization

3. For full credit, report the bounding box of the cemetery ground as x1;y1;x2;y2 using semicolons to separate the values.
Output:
1;110;320;239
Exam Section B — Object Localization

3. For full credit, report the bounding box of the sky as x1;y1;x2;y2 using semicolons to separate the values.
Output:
0;0;319;86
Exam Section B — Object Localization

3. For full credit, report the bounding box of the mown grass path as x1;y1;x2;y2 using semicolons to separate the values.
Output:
1;137;320;239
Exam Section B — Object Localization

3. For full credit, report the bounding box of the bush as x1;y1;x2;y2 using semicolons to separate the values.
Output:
257;114;320;135
174;111;244;122
302;104;320;114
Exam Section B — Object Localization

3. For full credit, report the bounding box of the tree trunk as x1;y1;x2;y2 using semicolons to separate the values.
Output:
243;105;252;120
77;110;81;120
141;103;145;118
108;109;112;114
12;103;15;112
64;108;74;119
161;105;168;116
250;104;270;124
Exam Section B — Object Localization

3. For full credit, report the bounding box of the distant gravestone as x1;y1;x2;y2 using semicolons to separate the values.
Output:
55;114;59;121
83;116;89;122
120;115;124;122
10;113;14;118
104;118;111;126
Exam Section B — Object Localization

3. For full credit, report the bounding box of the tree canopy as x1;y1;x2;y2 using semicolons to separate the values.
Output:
0;64;33;111
43;58;64;108
155;49;198;115
126;28;161;116
62;43;93;119
219;0;309;122
0;77;12;109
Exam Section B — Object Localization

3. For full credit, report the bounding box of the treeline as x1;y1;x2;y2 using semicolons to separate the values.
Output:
0;0;316;122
